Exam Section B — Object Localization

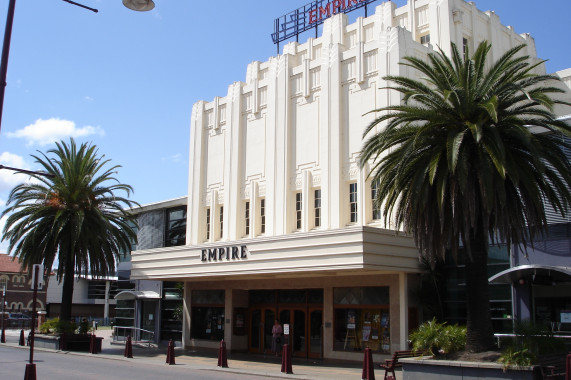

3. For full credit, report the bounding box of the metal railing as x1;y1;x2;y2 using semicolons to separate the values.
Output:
112;326;155;347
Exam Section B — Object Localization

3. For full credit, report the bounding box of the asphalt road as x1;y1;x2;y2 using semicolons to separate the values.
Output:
0;345;257;380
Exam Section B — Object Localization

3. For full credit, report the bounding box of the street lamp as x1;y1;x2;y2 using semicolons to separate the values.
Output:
122;0;155;12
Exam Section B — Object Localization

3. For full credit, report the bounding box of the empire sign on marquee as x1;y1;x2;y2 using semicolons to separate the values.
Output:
201;245;248;262
272;0;379;52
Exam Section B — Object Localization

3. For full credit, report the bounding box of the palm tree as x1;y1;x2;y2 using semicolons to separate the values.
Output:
359;41;571;352
2;139;138;322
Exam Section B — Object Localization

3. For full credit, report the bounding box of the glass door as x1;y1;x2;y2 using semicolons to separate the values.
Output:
140;300;156;341
308;308;323;358
249;307;276;354
279;308;307;357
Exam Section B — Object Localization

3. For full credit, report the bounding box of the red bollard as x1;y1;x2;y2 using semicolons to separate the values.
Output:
19;329;25;346
361;347;375;380
565;353;570;380
1;328;5;343
89;333;97;354
124;336;133;358
24;363;36;380
217;339;228;368
281;343;293;374
166;339;176;365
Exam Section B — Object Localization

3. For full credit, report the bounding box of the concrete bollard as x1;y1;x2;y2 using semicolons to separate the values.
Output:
124;335;133;358
281;343;293;374
217;339;228;368
166;339;176;365
361;347;375;380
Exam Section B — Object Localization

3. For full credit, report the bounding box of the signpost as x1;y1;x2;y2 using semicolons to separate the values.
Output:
24;264;44;380
1;284;6;343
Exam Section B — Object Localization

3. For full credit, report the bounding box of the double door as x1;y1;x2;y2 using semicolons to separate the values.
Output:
249;306;322;358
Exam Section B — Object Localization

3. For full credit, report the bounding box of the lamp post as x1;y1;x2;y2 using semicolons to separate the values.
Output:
1;284;6;343
123;0;155;12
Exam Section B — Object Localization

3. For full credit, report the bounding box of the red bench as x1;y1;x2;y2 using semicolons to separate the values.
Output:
379;350;427;380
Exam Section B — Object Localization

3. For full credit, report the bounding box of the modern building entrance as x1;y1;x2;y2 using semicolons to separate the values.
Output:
248;289;323;358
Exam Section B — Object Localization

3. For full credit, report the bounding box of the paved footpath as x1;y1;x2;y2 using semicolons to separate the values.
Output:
2;328;403;380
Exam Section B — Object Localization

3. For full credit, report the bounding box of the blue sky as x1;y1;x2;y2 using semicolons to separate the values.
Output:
0;0;570;254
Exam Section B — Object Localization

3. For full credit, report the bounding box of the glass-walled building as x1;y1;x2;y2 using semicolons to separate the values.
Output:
115;197;186;342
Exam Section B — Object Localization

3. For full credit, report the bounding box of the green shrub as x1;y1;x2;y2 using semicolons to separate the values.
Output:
39;318;77;334
498;346;535;369
409;318;466;356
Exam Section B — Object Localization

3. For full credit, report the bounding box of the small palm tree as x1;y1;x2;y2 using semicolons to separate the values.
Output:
2;139;138;322
359;41;571;352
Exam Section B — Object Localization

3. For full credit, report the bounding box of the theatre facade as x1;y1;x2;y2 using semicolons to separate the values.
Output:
131;0;545;360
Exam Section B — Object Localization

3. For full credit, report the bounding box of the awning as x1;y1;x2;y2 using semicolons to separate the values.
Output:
489;264;571;285
114;290;161;300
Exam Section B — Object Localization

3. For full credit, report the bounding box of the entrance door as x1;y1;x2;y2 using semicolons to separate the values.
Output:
249;307;276;354
308;308;323;358
140;300;156;341
278;308;308;357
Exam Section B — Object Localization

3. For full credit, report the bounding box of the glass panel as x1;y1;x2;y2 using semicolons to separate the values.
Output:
264;309;276;351
308;289;324;304
249;290;275;305
192;290;224;305
278;290;306;304
333;287;389;305
333;308;389;353
190;306;224;340
251;309;261;349
310;310;323;354
141;300;156;333
293;310;306;353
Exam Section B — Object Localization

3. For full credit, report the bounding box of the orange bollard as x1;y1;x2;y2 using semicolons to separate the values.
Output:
217;339;228;368
361;347;375;380
124;336;133;358
19;329;25;346
281;343;293;374
166;339;176;365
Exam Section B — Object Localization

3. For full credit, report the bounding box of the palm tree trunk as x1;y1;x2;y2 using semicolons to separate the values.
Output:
59;247;75;322
465;224;495;352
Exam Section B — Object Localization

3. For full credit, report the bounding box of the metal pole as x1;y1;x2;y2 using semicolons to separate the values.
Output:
0;0;16;136
1;285;6;343
29;266;39;364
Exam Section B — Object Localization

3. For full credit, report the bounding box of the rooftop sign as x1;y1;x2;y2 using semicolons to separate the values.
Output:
272;0;380;52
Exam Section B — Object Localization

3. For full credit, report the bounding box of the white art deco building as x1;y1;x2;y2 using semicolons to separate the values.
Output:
130;0;570;361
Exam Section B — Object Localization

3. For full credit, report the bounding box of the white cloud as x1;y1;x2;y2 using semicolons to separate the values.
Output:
84;96;94;102
0;152;34;192
6;118;105;146
161;153;184;164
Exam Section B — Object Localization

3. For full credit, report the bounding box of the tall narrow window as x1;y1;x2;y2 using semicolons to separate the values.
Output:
165;206;186;247
245;201;250;236
314;189;321;228
349;183;358;223
219;206;224;239
296;192;303;230
260;199;266;234
463;37;469;57
206;208;211;240
371;181;381;220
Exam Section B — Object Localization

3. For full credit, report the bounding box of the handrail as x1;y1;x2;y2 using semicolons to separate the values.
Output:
112;326;155;347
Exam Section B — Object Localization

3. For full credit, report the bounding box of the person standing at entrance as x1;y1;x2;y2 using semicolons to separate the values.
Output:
271;319;283;356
